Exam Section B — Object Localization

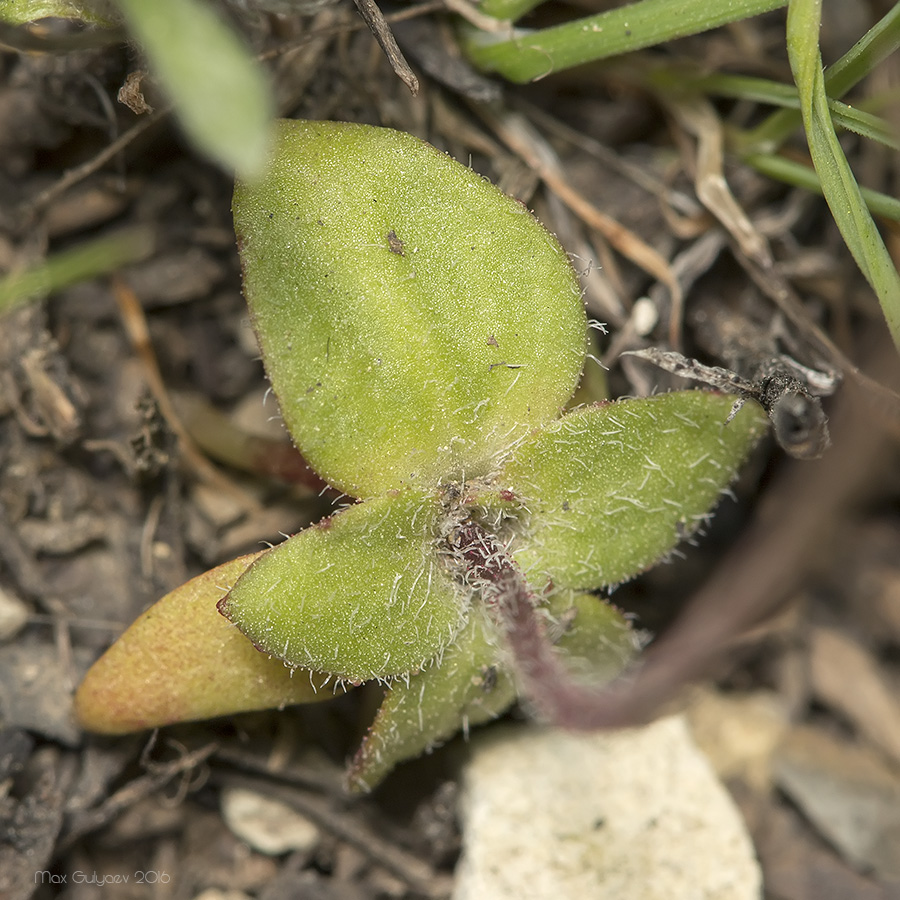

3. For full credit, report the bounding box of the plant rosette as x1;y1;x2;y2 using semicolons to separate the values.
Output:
75;119;768;790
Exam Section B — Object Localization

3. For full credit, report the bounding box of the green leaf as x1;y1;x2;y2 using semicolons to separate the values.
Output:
0;228;153;316
746;3;900;151
233;119;586;498
684;72;900;152
114;0;273;178
347;589;635;791
347;605;517;792
75;553;334;734
787;0;900;350
496;392;768;590
478;0;543;22
220;493;467;683
464;0;788;84
0;0;116;25
745;152;900;223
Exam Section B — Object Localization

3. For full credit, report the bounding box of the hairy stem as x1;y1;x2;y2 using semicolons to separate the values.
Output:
451;517;642;730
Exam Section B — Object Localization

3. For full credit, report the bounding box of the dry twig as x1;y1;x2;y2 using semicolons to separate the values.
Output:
111;276;261;511
351;0;419;95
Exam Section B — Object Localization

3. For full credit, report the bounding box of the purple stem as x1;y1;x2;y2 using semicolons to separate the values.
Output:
453;517;644;730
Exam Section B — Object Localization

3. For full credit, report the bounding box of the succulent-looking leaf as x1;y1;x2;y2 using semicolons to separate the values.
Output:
220;493;466;683
497;392;768;590
347;590;636;791
75;554;333;734
233;119;587;498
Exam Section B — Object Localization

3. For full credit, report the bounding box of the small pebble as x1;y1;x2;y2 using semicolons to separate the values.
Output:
0;586;29;641
192;891;251;900
220;786;320;856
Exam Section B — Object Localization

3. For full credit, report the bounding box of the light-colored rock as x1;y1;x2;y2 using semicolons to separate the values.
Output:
0;586;29;641
220;786;320;856
192;891;251;900
454;716;761;900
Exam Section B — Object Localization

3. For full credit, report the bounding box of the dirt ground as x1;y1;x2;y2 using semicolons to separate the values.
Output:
2;3;900;899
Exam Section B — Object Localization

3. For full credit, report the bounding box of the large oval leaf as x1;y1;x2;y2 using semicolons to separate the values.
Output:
233;119;586;498
219;493;466;682
497;392;768;589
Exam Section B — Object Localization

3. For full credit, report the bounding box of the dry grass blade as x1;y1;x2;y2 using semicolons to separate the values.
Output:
21;111;167;222
62;742;219;849
810;627;900;769
111;276;261;512
444;0;512;32
735;248;900;420
217;772;453;898
662;92;772;269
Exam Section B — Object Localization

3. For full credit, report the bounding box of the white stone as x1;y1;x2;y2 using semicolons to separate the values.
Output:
631;296;659;337
454;716;761;900
0;586;29;641
220;786;320;856
192;891;251;900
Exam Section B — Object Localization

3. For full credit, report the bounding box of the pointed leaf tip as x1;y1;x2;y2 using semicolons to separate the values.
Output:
75;553;332;734
499;391;769;589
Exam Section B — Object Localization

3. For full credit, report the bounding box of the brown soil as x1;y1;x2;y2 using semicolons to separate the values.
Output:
2;4;900;899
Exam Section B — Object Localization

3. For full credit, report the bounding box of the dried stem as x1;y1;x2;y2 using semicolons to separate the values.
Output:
351;0;419;95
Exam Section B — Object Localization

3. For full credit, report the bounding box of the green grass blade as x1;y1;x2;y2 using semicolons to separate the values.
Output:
686;73;899;151
744;153;900;222
827;102;899;151
464;0;787;83
787;0;900;350
114;0;274;178
680;72;800;107
814;3;900;102
0;228;154;316
747;3;900;150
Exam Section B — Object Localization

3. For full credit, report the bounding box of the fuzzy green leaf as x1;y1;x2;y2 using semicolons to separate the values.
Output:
347;589;635;791
347;605;517;792
497;392;768;590
233;119;587;498
75;553;333;734
220;493;466;683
